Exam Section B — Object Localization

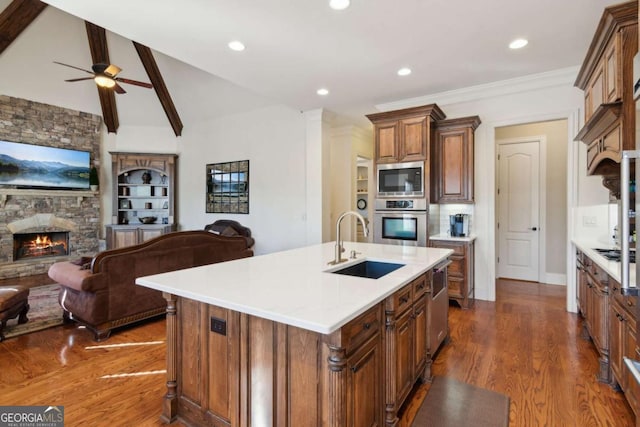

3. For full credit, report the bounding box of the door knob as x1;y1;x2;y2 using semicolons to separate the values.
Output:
531;227;538;231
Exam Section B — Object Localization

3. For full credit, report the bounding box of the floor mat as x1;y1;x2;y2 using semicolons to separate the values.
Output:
412;376;510;427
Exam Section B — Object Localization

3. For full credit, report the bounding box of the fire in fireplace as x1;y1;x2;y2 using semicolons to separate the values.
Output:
13;232;70;261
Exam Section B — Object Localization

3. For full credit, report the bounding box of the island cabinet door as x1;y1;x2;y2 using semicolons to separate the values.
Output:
395;307;414;405
173;299;242;427
413;295;428;378
346;333;384;427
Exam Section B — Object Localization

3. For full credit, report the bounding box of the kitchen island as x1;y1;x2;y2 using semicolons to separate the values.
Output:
137;241;452;426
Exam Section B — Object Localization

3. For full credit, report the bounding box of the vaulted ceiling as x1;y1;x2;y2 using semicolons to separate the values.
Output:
0;0;626;132
40;0;621;125
0;0;182;135
0;0;273;136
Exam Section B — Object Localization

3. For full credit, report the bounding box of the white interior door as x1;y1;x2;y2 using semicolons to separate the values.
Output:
497;141;540;281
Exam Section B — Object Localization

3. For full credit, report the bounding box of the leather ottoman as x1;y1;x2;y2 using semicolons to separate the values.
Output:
0;286;30;341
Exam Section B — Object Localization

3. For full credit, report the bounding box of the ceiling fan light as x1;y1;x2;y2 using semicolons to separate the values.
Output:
509;38;528;49
228;40;245;51
329;0;350;10
94;75;116;88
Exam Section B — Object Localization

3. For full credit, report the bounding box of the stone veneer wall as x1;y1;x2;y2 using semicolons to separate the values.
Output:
0;95;102;279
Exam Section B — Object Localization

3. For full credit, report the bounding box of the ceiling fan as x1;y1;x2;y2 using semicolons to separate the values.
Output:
53;61;153;94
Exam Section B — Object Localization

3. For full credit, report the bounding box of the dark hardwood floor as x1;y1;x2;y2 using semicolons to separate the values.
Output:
0;279;634;426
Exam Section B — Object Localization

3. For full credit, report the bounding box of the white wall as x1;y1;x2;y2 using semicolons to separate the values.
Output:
176;105;308;255
376;68;595;304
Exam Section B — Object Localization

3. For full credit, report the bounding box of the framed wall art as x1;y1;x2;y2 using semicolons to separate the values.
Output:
206;160;249;214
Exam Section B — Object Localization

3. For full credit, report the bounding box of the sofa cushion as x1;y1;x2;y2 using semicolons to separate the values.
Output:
48;261;93;292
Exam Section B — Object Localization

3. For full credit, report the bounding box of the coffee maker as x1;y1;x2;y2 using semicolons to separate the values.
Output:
449;214;470;237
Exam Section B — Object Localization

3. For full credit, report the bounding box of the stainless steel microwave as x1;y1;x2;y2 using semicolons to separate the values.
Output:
376;161;424;197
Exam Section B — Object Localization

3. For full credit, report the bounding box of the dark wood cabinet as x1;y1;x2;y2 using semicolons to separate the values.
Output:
384;272;434;426
429;239;475;309
574;1;637;178
431;116;481;204
366;104;445;164
609;279;640;417
576;251;611;383
346;333;383;427
164;295;385;427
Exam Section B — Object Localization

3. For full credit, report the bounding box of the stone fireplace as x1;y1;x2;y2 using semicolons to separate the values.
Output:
0;95;103;279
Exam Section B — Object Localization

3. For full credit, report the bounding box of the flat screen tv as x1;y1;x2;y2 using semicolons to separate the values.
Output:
0;139;91;190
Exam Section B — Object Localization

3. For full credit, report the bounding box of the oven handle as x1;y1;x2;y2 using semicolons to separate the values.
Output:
434;259;452;273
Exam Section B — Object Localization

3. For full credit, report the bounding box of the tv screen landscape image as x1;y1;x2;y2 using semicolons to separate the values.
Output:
0;139;91;189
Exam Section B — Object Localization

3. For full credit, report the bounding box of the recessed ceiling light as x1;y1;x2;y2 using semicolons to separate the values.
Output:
329;0;350;10
397;67;412;76
228;40;245;51
509;38;528;49
317;88;329;96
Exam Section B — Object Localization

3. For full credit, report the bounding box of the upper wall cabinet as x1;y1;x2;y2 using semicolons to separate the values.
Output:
366;104;446;164
431;116;481;204
574;1;637;178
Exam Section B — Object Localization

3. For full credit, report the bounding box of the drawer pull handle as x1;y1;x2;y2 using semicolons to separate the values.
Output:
363;322;371;330
628;301;633;307
400;296;409;304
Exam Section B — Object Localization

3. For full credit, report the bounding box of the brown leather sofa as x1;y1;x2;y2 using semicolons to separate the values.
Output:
48;230;253;341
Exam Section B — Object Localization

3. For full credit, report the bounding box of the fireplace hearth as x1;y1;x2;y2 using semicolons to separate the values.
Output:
13;232;69;261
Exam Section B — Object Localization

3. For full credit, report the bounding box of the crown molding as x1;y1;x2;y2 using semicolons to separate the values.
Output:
375;66;580;112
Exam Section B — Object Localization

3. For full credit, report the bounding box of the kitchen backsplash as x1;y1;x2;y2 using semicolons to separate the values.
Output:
572;204;616;246
432;204;474;236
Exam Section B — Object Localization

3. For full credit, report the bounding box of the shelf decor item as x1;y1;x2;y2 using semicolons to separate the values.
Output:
138;216;157;224
206;160;249;214
89;166;99;191
142;170;152;184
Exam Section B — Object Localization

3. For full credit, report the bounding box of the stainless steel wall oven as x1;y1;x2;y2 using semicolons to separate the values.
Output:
373;198;428;247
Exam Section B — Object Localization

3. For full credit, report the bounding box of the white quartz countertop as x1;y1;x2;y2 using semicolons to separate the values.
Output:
136;242;453;334
430;233;477;243
572;238;635;286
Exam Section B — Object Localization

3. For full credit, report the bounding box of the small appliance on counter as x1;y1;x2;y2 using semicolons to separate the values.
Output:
449;214;470;237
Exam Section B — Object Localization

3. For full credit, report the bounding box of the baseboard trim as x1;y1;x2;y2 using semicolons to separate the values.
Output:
541;273;566;286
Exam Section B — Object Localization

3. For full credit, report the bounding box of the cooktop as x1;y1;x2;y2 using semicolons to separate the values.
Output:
594;248;636;263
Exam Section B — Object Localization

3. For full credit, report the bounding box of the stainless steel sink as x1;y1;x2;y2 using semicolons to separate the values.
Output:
329;260;405;279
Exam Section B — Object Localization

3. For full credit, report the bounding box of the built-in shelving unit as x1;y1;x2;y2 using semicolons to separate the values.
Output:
356;158;372;242
106;152;178;249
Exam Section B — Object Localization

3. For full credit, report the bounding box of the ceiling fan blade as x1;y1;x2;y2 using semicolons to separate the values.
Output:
115;77;153;89
53;61;94;74
113;83;127;94
64;77;94;82
104;64;122;77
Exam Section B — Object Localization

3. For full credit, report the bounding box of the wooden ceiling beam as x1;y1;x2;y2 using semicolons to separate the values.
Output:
85;21;118;133
133;42;183;137
0;0;47;55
